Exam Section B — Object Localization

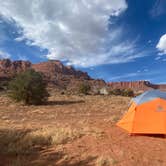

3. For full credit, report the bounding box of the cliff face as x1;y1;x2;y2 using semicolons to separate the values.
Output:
31;60;92;89
0;59;31;78
0;59;106;91
1;59;166;93
32;60;90;82
155;84;166;91
109;81;166;92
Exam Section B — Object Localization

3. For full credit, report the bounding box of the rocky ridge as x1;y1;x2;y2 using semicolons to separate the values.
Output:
109;81;166;92
0;59;166;93
0;59;106;92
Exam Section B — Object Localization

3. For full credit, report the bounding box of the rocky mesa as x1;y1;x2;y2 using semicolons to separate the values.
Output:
0;59;106;92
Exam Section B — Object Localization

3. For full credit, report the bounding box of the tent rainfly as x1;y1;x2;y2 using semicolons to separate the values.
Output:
117;90;166;134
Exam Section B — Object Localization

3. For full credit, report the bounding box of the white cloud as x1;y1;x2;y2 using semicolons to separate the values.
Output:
155;56;161;60
156;34;166;55
0;0;149;67
0;50;11;59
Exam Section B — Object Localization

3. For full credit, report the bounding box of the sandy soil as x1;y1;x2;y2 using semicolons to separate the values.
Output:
0;93;166;166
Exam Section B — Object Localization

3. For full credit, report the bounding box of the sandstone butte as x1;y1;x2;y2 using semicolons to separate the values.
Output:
0;58;166;92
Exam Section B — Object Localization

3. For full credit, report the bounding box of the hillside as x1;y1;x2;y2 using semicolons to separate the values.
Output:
0;59;106;92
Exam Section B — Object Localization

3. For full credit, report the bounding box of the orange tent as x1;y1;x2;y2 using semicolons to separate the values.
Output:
117;90;166;134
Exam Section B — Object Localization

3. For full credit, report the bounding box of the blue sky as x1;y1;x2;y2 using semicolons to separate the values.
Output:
0;0;166;83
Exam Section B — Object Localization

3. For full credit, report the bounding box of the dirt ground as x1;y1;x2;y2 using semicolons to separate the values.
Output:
0;93;166;166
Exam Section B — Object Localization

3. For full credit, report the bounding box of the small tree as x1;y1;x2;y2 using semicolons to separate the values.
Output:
78;83;91;95
8;69;49;105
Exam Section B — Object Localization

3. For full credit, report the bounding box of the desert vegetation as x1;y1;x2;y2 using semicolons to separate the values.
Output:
109;88;134;97
0;92;128;165
0;91;166;166
78;83;91;95
8;69;49;105
0;127;83;156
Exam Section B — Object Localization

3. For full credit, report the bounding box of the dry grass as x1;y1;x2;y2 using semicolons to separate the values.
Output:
0;125;106;157
82;126;105;138
0;93;166;166
0;128;50;155
0;93;131;165
32;127;83;145
0;126;83;156
96;156;118;166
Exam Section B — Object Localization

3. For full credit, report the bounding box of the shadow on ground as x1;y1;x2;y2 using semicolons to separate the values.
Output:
131;133;166;138
46;100;85;106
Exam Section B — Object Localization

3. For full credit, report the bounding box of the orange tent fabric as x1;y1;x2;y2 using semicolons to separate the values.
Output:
117;90;166;134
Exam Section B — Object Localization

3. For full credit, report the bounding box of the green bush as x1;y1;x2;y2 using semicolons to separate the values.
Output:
8;69;49;105
78;83;91;95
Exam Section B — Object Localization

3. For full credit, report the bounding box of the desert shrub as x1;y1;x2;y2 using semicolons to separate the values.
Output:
8;69;49;105
110;89;134;97
110;89;122;96
78;83;91;95
123;89;134;97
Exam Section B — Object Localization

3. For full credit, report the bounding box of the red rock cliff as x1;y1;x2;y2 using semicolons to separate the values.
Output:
108;81;166;92
0;59;31;78
0;59;106;90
